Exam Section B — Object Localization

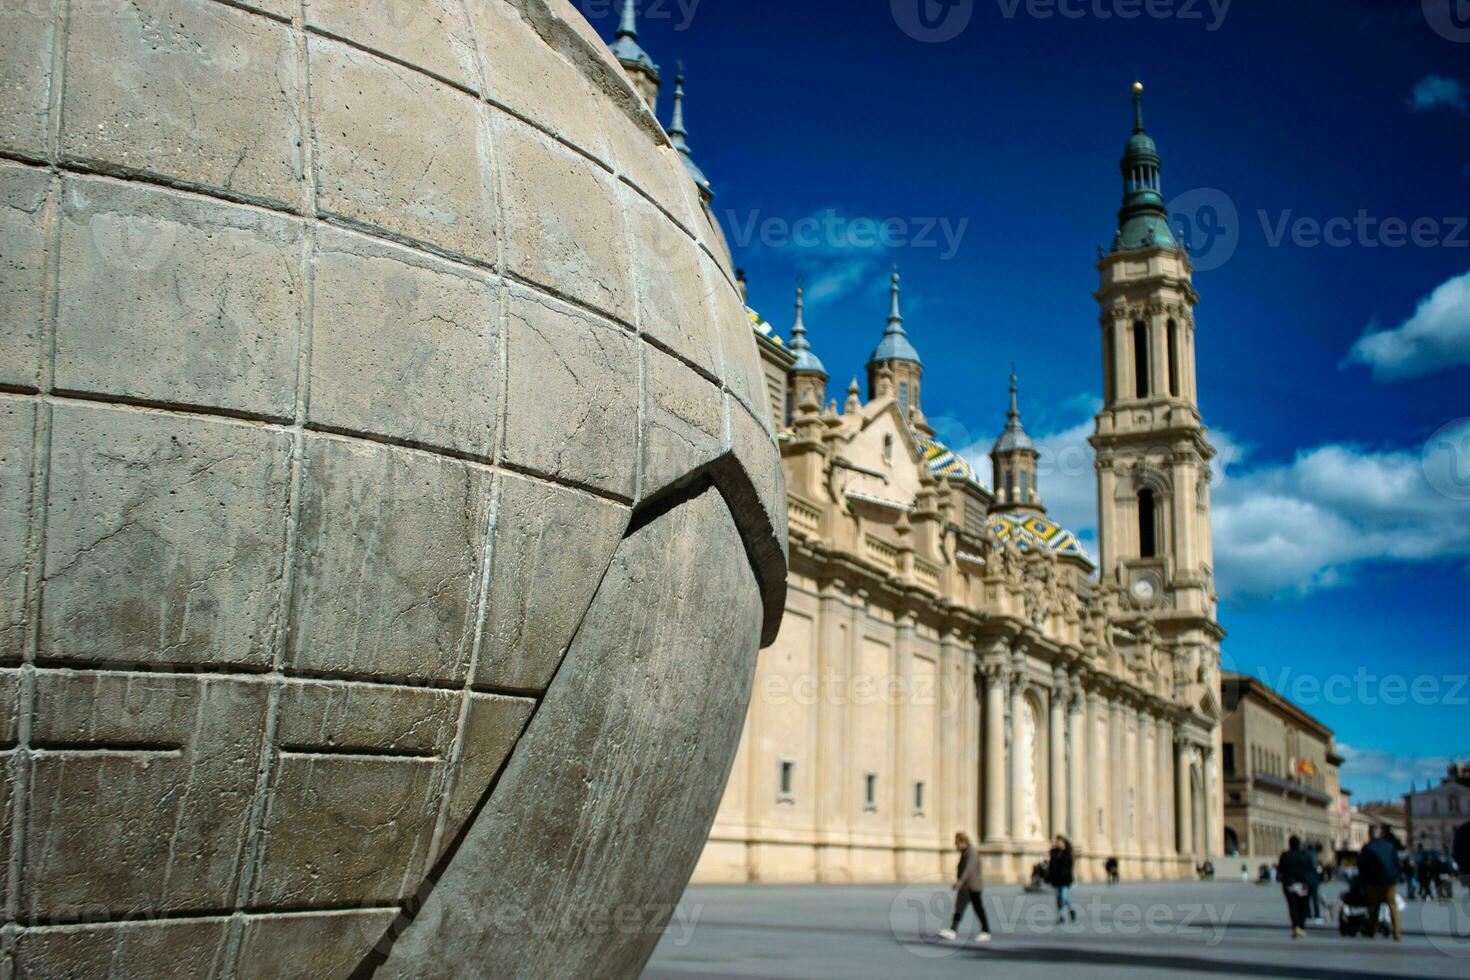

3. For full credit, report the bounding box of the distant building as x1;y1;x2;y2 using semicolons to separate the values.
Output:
1358;801;1409;847
1406;764;1470;852
1219;672;1341;857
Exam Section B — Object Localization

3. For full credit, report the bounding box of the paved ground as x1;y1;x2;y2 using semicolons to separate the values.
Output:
643;879;1470;979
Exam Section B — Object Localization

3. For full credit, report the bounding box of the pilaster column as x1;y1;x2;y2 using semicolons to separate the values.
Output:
983;662;1009;843
1088;691;1107;855
1067;681;1087;849
938;630;961;837
1174;730;1190;856
1109;697;1124;857
1009;668;1027;844
1201;745;1217;859
1156;715;1173;858
1049;668;1067;840
1141;709;1156;863
815;580;849;867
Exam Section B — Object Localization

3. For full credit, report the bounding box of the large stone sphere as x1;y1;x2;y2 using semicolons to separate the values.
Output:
0;1;785;976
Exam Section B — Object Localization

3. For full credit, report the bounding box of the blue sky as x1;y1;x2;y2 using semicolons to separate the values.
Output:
595;0;1470;802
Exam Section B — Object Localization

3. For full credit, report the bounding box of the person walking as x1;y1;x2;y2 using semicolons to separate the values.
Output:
1048;835;1078;923
1456;820;1470;886
1357;825;1402;941
1105;856;1120;885
938;832;992;943
1277;836;1317;939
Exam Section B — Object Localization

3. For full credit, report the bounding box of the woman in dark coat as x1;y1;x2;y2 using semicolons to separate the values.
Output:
1048;835;1077;923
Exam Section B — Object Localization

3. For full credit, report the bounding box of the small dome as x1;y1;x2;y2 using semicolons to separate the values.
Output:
869;330;921;366
610;36;658;76
987;512;1092;565
917;435;986;489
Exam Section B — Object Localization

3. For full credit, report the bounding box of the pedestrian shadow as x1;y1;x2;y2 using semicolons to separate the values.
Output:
956;944;1420;979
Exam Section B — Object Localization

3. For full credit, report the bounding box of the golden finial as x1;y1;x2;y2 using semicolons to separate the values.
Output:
1133;81;1144;94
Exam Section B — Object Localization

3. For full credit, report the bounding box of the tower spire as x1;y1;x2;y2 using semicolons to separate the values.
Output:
789;282;826;376
668;66;712;201
617;0;639;40
1112;80;1175;252
991;370;1040;512
888;265;903;326
609;0;660;109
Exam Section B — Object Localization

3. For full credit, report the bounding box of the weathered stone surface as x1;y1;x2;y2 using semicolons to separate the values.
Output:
438;692;536;848
0;400;33;663
14;919;230;979
0;162;49;390
286;436;489;685
706;255;772;427
236;910;399;980
39;406;291;670
0;0;52;158
55;177;303;418
61;0;303;207
306;0;480;91
469;0;612;162
309;231;500;458
0;1;788;974
473;472;628;692
642;345;725;497
626;188;721;378
25;672;268;917
310;36;496;265
376;485;764;978
496;112;633;322
502;288;638;499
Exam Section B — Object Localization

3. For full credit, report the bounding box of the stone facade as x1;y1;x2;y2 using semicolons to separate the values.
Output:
0;2;784;977
1219;672;1341;859
684;87;1227;883
1406;765;1470;852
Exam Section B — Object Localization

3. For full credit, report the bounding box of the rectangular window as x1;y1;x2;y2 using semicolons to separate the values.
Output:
1222;743;1235;777
914;781;926;813
778;760;795;799
1167;320;1180;397
898;382;909;414
864;773;878;811
1134;321;1151;398
1020;471;1030;501
1103;331;1116;405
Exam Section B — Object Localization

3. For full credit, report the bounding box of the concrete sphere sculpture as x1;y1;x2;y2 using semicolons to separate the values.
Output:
0;1;785;976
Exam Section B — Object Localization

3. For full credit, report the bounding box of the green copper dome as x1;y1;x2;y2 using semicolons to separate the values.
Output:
1113;83;1176;252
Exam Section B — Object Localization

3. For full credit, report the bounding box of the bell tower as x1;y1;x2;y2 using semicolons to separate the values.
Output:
1091;83;1218;631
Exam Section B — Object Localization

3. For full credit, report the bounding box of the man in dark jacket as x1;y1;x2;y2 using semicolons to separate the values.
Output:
1455;821;1470;883
1277;836;1317;938
1357;825;1402;940
1047;836;1077;923
938;832;992;943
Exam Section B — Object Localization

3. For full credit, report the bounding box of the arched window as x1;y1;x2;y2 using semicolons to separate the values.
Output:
1167;319;1180;397
898;382;909;414
1103;329;1116;404
1139;488;1158;558
1133;321;1150;398
1005;469;1015;502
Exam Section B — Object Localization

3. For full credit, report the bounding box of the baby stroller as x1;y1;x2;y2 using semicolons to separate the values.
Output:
1337;880;1394;937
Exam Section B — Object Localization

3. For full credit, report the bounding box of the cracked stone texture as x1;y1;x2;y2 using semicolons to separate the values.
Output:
61;0;304;209
55;176;304;418
285;436;491;686
309;35;497;266
376;486;764;978
0;162;49;390
0;1;785;976
0;401;33;663
39;405;293;671
309;230;500;458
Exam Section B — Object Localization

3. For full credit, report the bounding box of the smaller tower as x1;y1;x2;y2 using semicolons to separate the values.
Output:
866;268;927;433
990;374;1043;513
611;0;660;111
667;68;712;202
788;284;828;416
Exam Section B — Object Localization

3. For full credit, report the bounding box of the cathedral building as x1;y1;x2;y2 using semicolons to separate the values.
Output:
606;9;1224;883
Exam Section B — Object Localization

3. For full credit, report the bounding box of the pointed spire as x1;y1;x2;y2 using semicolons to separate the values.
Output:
868;265;921;366
667;65;711;199
617;0;639;40
1113;80;1174;253
993;370;1035;453
1133;78;1146;133
789;282;827;376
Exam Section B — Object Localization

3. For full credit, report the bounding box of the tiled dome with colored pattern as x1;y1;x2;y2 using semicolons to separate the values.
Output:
987;511;1092;564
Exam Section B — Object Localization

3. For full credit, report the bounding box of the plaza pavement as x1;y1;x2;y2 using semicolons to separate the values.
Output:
643;879;1470;979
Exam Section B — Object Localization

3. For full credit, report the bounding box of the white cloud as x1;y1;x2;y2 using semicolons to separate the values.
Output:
1212;431;1470;600
802;256;882;307
1337;744;1462;802
1406;74;1468;113
1346;269;1470;380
